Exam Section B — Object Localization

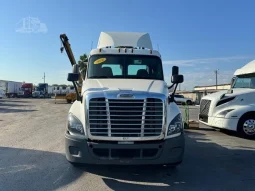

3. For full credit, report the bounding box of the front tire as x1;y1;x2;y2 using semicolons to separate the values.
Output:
237;113;255;139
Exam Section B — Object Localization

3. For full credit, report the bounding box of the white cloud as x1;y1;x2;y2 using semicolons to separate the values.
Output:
179;71;234;90
163;55;253;66
163;55;255;90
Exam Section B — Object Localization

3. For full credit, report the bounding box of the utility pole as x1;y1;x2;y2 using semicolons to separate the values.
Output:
42;72;45;83
91;41;93;50
214;69;219;90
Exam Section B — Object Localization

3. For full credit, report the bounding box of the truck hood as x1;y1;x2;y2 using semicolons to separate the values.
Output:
202;88;255;100
82;79;168;95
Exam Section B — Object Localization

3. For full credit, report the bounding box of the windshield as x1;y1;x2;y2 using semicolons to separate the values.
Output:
233;76;255;89
21;88;30;91
87;55;164;80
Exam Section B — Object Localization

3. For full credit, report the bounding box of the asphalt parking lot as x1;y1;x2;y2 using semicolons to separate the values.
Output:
0;99;254;191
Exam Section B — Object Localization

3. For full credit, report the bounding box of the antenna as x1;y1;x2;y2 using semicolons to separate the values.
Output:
91;41;93;50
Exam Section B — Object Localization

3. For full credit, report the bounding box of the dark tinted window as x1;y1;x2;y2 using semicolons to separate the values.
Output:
174;95;184;98
87;55;164;80
233;77;255;89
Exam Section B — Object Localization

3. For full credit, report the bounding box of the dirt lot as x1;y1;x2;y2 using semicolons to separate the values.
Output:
0;98;254;191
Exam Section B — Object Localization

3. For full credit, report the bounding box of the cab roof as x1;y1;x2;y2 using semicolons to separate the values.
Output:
234;59;255;76
97;32;153;50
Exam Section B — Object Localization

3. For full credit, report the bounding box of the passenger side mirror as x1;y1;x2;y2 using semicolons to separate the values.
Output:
171;75;184;84
172;66;179;76
67;73;79;82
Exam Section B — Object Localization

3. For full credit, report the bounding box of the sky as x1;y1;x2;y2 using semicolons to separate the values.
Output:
0;0;255;90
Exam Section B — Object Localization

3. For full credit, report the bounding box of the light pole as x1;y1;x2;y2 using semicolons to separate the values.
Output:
42;72;45;83
214;69;219;90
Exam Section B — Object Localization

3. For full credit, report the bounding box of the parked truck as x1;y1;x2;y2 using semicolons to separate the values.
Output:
199;59;255;139
18;83;33;98
32;83;51;98
60;32;185;166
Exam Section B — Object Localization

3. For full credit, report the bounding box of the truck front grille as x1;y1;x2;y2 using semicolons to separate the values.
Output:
88;98;163;137
200;99;211;116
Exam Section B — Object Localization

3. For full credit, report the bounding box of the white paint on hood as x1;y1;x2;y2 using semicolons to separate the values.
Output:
82;79;168;95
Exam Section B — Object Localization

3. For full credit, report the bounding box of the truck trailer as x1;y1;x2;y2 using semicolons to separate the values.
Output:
199;60;255;139
0;80;22;98
60;32;185;166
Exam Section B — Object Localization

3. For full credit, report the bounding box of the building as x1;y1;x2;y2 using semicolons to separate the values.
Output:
194;84;231;91
176;83;231;104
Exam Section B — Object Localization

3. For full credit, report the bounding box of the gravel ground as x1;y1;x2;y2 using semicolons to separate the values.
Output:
0;98;254;191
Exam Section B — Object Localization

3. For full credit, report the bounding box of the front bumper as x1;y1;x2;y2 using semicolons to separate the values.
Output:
199;116;239;131
65;132;185;165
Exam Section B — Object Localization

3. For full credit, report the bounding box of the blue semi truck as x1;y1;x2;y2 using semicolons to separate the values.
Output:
32;83;51;98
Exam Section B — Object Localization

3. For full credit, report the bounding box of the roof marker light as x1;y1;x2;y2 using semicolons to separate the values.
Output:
99;48;102;52
150;50;152;54
131;49;134;53
125;48;127;53
118;48;120;53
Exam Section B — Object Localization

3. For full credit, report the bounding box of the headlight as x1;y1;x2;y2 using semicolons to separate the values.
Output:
67;114;84;135
167;113;183;136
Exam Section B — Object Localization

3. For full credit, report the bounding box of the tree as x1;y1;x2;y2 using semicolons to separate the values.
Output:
78;54;88;79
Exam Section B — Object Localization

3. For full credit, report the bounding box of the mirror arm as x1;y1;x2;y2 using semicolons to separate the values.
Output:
172;83;179;96
72;81;81;102
169;83;179;102
168;83;175;90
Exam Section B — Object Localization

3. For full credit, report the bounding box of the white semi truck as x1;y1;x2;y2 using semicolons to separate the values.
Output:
60;32;185;166
199;60;255;139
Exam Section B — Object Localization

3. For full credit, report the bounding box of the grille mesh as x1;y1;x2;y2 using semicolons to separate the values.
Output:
88;98;163;137
200;99;211;115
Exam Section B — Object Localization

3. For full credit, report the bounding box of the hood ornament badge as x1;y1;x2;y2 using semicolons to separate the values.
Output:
117;90;134;98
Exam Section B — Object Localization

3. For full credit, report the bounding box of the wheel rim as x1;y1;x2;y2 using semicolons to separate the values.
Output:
243;119;255;135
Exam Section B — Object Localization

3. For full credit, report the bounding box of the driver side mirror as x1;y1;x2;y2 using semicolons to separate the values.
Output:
67;73;79;82
67;64;80;82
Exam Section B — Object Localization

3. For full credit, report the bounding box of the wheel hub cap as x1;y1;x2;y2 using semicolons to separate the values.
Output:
243;119;255;135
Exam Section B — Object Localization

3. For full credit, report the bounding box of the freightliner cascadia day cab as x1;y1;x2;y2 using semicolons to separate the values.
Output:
61;32;185;166
199;60;255;139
